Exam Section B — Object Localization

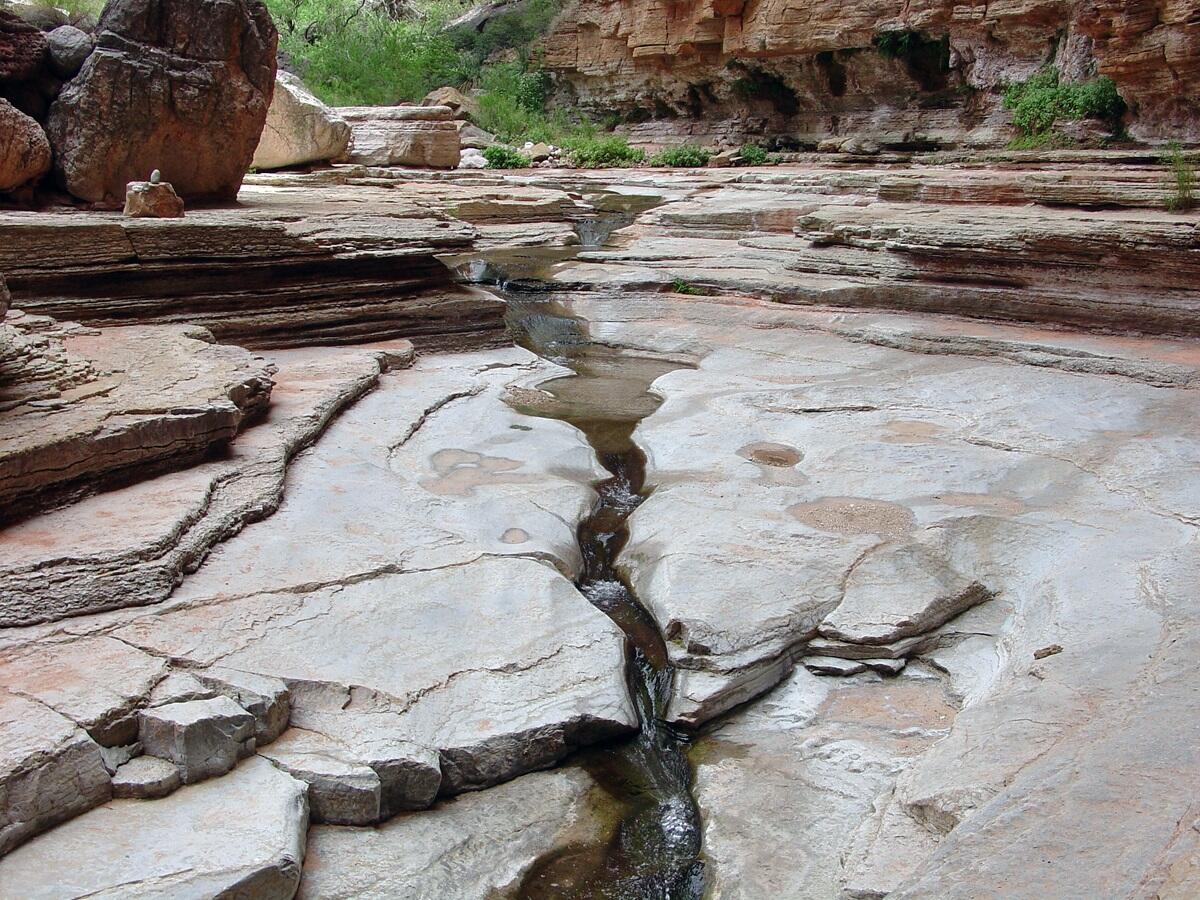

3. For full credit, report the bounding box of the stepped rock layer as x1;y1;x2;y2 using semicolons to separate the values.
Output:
542;0;1200;145
0;311;273;524
0;185;504;350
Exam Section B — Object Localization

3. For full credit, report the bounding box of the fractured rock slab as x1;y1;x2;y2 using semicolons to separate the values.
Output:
0;757;308;898
0;689;110;856
0;316;273;525
299;768;610;899
138;696;256;785
819;541;992;645
110;754;181;800
117;556;636;798
253;71;351;171
0;344;399;626
0;635;167;746
338;105;461;168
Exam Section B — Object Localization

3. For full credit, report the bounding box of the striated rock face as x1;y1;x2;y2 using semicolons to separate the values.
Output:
0;312;274;527
338;105;462;168
0;98;50;192
542;0;1200;144
252;71;352;171
0;185;503;350
46;0;278;203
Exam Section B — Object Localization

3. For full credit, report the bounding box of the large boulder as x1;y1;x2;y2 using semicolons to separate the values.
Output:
46;0;277;204
337;105;461;168
45;25;92;78
423;85;480;121
0;98;50;192
0;10;46;81
251;71;351;171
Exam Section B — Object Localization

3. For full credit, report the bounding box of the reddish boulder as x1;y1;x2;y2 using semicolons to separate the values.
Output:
46;0;277;204
0;11;47;82
0;98;51;192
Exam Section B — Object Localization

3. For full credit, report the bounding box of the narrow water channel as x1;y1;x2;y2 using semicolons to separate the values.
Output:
504;296;706;899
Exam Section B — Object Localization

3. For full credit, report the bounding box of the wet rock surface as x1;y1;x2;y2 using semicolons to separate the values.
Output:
1;161;1198;897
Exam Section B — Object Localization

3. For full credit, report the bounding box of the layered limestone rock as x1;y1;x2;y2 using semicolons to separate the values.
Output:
46;0;278;203
0;186;503;350
253;71;352;171
0;346;634;853
0;757;309;898
0;341;411;624
546;164;1200;336
0;313;273;525
338;105;462;168
542;0;1200;144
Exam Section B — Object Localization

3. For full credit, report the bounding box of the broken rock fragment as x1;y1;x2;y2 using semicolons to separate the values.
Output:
138;696;256;784
0;690;111;856
0;757;308;899
111;754;181;800
820;542;991;645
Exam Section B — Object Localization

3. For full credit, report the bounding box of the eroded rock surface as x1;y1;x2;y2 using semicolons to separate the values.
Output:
0;99;50;193
0;757;308;899
338;105;461;168
0;314;273;528
563;291;1200;895
299;768;611;899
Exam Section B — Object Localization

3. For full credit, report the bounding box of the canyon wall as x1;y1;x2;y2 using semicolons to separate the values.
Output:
541;0;1200;147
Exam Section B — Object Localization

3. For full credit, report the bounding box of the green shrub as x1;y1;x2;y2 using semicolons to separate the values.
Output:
483;145;531;169
671;278;706;295
650;145;713;167
1163;142;1196;212
1007;131;1076;151
740;143;769;166
1003;69;1126;136
563;135;646;168
873;30;921;60
447;0;564;67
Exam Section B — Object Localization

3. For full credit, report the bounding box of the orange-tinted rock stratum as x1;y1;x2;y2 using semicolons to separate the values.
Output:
541;0;1200;146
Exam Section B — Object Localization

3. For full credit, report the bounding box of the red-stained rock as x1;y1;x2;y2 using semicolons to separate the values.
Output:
0;10;47;81
46;0;278;204
541;0;1200;145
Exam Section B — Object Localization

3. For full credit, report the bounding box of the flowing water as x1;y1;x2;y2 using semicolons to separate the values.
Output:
503;297;706;899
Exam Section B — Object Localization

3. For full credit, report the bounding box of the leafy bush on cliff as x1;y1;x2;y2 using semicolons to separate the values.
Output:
483;145;531;169
1003;70;1126;136
650;145;713;168
1163;143;1196;212
563;136;646;168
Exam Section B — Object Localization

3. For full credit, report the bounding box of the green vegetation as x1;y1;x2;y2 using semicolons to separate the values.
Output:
650;145;712;168
671;278;707;295
265;0;595;145
562;135;646;168
27;0;105;18
1002;69;1125;137
873;30;924;60
483;145;531;169
1163;142;1196;212
740;143;768;166
1007;131;1076;151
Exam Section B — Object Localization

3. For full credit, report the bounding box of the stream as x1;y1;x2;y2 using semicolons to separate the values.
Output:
443;192;707;898
505;297;705;900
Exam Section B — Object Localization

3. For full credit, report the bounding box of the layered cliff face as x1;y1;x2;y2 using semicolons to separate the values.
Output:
541;0;1200;147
